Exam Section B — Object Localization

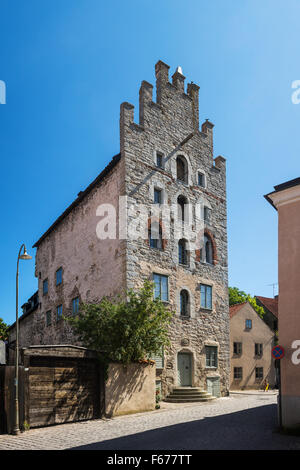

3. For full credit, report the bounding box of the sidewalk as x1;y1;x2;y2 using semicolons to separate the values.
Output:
230;389;278;396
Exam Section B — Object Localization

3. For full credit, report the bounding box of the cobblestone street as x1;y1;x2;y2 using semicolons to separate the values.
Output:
0;392;299;450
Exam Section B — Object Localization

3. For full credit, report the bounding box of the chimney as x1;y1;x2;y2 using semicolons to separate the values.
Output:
172;66;185;93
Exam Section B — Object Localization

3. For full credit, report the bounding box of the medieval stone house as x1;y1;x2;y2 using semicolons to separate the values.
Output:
9;61;230;398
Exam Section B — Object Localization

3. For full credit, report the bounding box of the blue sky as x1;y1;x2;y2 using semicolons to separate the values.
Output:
1;0;299;325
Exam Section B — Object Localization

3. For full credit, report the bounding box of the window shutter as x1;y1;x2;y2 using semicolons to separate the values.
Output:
151;347;164;369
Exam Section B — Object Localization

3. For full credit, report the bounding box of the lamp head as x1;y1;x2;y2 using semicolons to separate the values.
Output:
19;246;32;261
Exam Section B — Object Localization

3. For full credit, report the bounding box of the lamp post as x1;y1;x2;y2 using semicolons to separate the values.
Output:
13;244;32;435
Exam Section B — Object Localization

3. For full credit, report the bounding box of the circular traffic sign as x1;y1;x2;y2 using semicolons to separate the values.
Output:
271;345;285;359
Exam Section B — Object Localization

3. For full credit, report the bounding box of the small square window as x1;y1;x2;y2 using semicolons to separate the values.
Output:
234;367;243;380
43;279;48;295
245;319;252;330
200;284;212;310
72;297;80;315
46;310;51;326
156;152;163;168
255;367;263;380
56;268;62;286
233;342;242;355
255;343;263;356
56;304;63;321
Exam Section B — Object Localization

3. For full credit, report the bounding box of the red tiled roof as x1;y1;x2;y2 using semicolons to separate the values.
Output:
229;302;248;318
255;296;278;318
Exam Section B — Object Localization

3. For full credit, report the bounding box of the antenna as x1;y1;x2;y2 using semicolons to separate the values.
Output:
267;283;278;297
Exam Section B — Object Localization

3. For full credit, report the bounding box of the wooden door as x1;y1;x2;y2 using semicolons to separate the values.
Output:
177;353;192;386
207;377;220;397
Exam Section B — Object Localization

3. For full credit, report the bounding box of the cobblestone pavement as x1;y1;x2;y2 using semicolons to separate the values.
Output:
0;393;299;450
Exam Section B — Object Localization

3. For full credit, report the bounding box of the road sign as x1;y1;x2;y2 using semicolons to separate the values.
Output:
271;345;285;359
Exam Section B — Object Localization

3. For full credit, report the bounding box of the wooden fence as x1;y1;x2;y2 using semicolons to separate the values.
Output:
0;346;104;434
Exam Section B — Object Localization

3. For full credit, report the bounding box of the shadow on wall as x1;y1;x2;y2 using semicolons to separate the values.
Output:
105;362;155;418
69;403;300;450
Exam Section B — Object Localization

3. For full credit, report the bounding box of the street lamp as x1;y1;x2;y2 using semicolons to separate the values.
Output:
13;244;32;435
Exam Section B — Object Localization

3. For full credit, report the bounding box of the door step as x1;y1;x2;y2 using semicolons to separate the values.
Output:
164;387;216;403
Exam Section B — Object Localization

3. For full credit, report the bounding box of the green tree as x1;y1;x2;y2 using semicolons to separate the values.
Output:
229;287;265;319
66;281;173;367
0;318;9;341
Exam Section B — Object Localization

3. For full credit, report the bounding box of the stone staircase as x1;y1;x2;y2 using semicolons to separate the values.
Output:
164;387;215;403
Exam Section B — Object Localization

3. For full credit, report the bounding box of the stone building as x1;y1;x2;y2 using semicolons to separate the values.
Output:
9;61;230;398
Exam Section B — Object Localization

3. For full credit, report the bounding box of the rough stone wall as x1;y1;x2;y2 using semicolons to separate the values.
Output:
17;158;126;348
120;61;230;397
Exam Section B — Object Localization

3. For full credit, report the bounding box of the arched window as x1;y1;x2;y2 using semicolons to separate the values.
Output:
177;195;187;222
180;290;189;316
176;155;188;183
200;234;214;264
178;239;188;265
148;220;163;250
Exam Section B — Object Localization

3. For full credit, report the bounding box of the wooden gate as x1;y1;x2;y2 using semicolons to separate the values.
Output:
26;356;101;428
22;345;104;430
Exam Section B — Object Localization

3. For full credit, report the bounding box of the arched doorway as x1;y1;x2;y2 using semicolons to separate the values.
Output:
177;352;192;386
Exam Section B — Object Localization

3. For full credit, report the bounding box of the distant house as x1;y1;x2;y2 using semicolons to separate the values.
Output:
8;291;39;364
255;295;278;332
230;302;277;390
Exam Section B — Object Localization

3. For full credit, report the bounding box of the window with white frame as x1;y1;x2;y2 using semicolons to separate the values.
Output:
156;152;164;169
233;342;242;355
198;171;206;187
255;343;263;356
234;367;243;379
178;239;188;265
200;284;212;310
205;346;218;368
153;273;169;302
176;155;188;183
255;367;263;380
154;188;162;204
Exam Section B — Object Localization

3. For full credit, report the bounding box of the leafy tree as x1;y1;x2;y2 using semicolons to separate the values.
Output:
229;287;265;319
0;318;9;341
66;281;173;368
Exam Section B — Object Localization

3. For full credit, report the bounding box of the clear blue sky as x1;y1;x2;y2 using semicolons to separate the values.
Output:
1;0;299;325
